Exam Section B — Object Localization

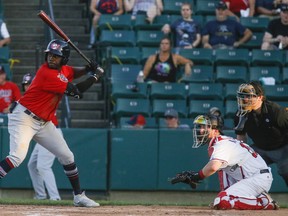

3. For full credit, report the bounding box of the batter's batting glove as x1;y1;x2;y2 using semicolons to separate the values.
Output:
169;170;202;189
85;60;105;82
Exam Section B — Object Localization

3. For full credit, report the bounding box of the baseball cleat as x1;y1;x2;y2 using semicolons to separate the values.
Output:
261;192;280;210
73;191;100;207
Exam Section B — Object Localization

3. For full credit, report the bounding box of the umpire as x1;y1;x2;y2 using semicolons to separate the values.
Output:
234;81;288;186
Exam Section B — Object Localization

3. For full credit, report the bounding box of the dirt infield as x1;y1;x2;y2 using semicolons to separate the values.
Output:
0;205;288;216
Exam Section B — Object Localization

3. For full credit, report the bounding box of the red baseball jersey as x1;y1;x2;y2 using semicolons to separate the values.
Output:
19;63;74;121
0;81;21;112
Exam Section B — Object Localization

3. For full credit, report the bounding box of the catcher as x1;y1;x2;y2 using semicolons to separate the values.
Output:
169;114;279;210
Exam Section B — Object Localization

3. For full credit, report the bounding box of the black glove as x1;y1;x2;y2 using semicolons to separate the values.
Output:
64;82;83;99
169;170;202;189
85;60;105;82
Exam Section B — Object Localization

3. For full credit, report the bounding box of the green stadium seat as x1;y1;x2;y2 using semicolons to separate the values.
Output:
215;65;247;83
251;49;284;67
140;47;159;64
223;118;235;130
0;46;10;63
150;83;187;100
152;99;187;118
136;30;164;47
195;0;216;15
180;65;214;83
100;30;135;46
282;67;288;84
163;0;194;15
214;49;250;66
225;100;238;118
277;101;288;108
188;83;223;100
241;32;264;50
119;116;158;128
98;14;132;30
178;48;214;65
263;84;288;101
114;98;150;118
240;17;269;32
111;82;148;100
249;66;281;83
224;83;239;100
0;114;8;126
134;14;171;30
111;64;142;83
189;100;224;118
111;47;141;64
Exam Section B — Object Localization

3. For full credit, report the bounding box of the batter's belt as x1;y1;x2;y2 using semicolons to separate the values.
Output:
24;109;46;122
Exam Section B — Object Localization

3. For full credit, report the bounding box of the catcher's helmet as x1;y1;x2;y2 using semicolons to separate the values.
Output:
22;73;33;91
236;81;265;116
45;39;70;65
192;114;224;148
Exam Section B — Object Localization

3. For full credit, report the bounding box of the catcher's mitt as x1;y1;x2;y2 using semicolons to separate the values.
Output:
168;171;202;189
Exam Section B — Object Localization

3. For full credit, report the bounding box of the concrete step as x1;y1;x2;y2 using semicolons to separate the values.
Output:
6;18;88;27
70;110;102;119
71;119;109;128
69;100;105;111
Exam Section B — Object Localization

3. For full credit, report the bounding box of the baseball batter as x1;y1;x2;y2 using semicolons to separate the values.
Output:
171;114;279;210
0;39;104;207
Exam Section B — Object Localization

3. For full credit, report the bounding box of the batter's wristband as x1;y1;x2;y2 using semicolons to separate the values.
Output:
198;170;205;179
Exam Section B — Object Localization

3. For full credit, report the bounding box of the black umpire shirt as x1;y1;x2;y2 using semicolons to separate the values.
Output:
234;100;288;150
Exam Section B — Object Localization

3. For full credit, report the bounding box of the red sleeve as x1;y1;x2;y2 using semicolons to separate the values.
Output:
11;82;21;101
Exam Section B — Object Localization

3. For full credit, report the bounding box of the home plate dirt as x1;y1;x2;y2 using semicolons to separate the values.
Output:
0;205;287;216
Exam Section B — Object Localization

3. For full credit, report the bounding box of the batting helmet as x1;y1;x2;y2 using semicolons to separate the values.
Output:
192;114;224;148
45;39;70;65
22;73;33;91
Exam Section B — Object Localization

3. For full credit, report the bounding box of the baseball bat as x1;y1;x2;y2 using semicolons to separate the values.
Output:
37;10;91;65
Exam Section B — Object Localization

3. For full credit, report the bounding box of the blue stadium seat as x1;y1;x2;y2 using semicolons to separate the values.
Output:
180;65;214;83
241;32;264;50
249;66;281;84
110;64;142;83
282;67;288;84
224;83;239;100
111;47;141;64
150;83;187;100
100;30;135;46
214;49;250;66
0;113;8;126
136;30;164;47
178;48;214;65
189;100;224;118
215;65;247;83
152;99;187;118
195;0;216;15
140;47;159;65
111;82;148;100
225;100;238;118
251;49;284;67
114;98;150;118
98;14;132;30
240;17;269;32
188;83;223;100
263;84;288;101
163;0;194;15
223;118;235;130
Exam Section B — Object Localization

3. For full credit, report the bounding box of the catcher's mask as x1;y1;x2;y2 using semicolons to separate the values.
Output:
192;115;224;148
45;39;70;65
236;81;264;117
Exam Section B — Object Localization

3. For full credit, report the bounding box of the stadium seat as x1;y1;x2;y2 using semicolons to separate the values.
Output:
100;30;135;46
152;99;187;118
111;47;141;64
240;17;269;32
163;0;194;15
111;82;148;100
188;83;224;100
214;49;250;66
277;101;288;108
0;113;8;126
224;83;240;100
178;48;214;65
150;83;187;100
251;49;284;67
136;30;164;47
134;14;171;30
241;32;264;50
282;67;288;84
188;100;224;118
195;0;216;15
263;84;288;101
119;116;158;128
158;117;193;128
215;65;247;83
0;46;10;63
140;47;159;64
110;64;142;83
249;66;281;83
223;118;235;130
225;100;238;118
114;98;150;118
98;14;132;30
180;65;214;83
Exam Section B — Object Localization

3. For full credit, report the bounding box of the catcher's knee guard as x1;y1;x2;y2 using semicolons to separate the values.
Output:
213;191;234;210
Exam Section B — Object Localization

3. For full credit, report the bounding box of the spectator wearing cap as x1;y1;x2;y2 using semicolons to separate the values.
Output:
262;3;288;50
0;18;11;47
125;114;146;129
202;1;253;49
0;66;21;113
164;108;190;129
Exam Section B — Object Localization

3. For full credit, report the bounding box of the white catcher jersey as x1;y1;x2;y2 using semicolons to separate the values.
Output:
208;135;269;181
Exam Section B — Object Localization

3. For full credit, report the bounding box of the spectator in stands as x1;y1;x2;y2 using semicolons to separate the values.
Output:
124;114;146;129
161;2;201;52
164;108;189;129
261;3;288;50
0;65;21;114
223;0;256;20
124;0;163;23
256;0;281;18
0;19;11;47
143;36;193;83
89;0;124;49
202;1;253;49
